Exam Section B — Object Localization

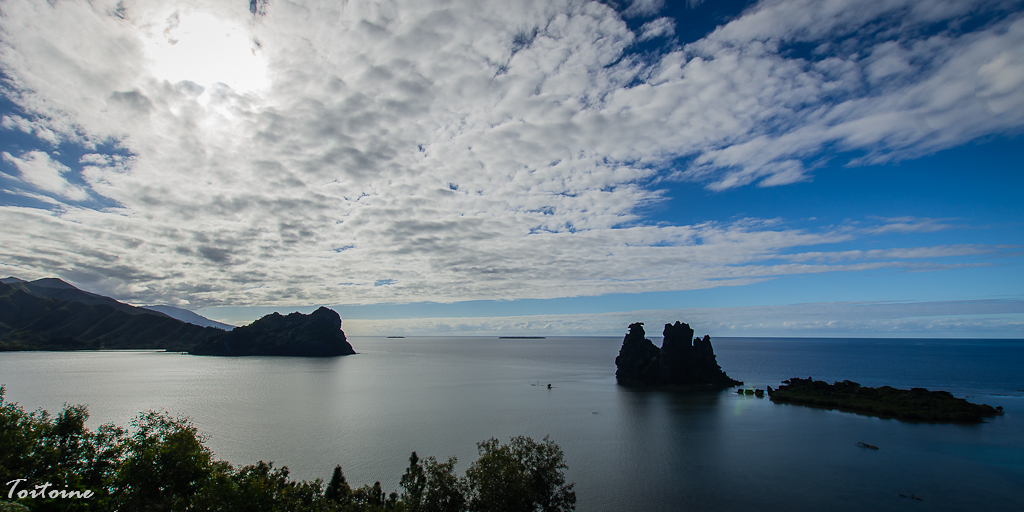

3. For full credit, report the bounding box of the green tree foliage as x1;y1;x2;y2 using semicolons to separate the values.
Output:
207;461;327;512
465;436;575;512
399;452;426;511
0;386;575;512
0;385;124;511
400;451;466;512
350;481;386;511
325;465;353;507
420;456;466;512
110;411;216;511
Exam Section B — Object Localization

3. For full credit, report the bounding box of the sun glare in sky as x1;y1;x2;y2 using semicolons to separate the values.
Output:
143;10;269;95
0;0;1021;336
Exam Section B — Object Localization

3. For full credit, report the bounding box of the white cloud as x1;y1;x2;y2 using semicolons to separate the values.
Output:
976;49;1024;115
780;244;1002;263
638;17;675;42
341;299;1024;336
622;0;665;18
862;216;961;234
0;0;1020;307
1;151;91;201
1;115;60;145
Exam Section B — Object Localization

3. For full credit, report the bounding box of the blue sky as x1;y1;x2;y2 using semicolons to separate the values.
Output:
0;0;1022;336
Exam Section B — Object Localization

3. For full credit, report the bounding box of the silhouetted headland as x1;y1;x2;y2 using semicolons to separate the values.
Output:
191;307;355;357
615;322;741;387
0;280;221;352
0;278;357;357
768;377;1003;422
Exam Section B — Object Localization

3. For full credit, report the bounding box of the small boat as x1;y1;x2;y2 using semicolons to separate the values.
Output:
857;441;879;450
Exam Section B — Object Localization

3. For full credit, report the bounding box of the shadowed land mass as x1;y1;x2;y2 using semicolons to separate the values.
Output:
0;279;354;357
614;321;741;388
190;306;354;357
768;377;1004;423
0;281;221;352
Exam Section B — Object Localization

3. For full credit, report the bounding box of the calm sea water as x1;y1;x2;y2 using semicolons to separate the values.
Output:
2;336;1023;511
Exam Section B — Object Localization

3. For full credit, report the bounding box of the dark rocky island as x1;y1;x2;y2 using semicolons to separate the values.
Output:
615;321;741;387
769;377;1003;422
190;307;355;357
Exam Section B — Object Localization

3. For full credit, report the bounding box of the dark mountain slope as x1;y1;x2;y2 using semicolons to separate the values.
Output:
0;282;222;351
3;278;168;317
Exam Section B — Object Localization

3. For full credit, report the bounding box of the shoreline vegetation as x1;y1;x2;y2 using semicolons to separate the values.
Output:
0;386;576;512
768;377;1004;423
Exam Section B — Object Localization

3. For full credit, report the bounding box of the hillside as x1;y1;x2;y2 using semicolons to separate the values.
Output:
0;282;223;351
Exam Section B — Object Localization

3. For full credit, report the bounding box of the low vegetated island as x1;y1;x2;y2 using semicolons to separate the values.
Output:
0;386;575;512
615;321;741;387
768;377;1004;422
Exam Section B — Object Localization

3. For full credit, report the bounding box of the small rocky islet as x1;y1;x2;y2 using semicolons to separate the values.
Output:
614;321;741;387
614;321;1002;423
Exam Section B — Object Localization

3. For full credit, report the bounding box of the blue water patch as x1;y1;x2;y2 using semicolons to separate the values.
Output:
2;337;1022;511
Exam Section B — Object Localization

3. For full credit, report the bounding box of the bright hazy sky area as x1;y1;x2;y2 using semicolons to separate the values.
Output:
0;0;1022;337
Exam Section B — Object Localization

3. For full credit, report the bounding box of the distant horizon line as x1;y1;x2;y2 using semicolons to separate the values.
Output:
344;334;1024;340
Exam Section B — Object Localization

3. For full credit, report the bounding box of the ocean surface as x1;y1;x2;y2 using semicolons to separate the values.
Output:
1;336;1023;511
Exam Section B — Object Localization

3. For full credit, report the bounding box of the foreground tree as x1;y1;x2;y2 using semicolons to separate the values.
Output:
110;411;217;511
325;465;353;507
465;436;575;512
400;452;466;512
1;387;575;512
0;385;122;511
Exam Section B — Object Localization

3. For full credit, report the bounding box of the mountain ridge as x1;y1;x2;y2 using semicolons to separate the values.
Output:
0;277;355;357
142;305;234;330
0;282;222;351
2;277;170;317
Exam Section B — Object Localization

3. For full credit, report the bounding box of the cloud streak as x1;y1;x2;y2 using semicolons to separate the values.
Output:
342;299;1024;337
1;151;92;201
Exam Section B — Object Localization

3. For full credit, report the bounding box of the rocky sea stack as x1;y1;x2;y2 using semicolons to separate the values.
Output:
191;306;355;357
615;321;740;387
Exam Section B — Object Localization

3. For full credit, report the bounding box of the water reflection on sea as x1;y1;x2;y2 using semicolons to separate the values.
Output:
1;337;1022;511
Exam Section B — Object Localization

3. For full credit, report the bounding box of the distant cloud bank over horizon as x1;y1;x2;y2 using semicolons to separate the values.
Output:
193;298;1024;338
1;0;1022;335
